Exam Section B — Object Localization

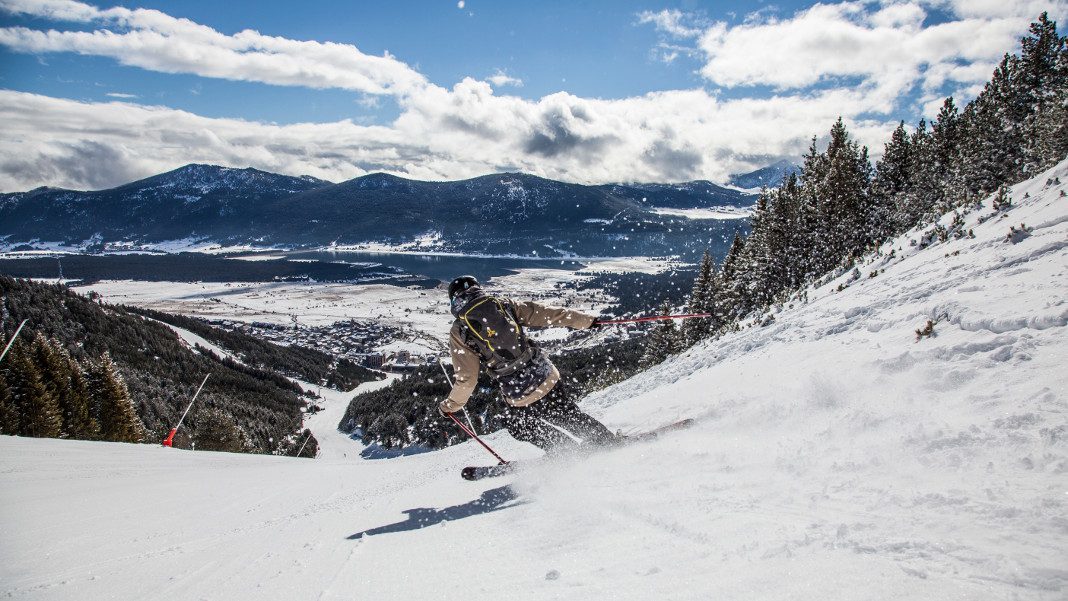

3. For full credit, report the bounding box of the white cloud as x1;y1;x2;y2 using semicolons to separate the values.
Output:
937;0;1066;20
0;0;427;96
0;0;1060;192
104;92;137;99
0;85;899;192
486;69;523;88
457;0;465;9
637;9;704;39
694;0;1065;110
0;0;99;21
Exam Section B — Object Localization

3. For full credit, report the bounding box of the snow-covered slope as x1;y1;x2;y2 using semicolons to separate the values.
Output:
2;161;1066;600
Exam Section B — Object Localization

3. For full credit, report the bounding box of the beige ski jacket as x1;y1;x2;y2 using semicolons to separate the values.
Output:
441;299;596;412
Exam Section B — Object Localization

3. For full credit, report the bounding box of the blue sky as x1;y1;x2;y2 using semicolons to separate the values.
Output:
0;0;1062;191
1;1;815;124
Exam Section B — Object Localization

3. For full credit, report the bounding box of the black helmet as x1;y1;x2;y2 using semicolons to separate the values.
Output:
448;275;480;300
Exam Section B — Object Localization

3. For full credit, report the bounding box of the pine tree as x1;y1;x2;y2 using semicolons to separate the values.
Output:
5;341;61;438
66;356;100;439
869;122;911;241
933;97;962;206
194;407;252;453
718;233;746;320
1019;12;1068;173
956;82;1012;199
89;352;145;443
639;303;682;368
684;250;716;343
764;174;806;293
898;119;933;230
732;192;772;313
29;334;96;439
367;412;409;449
0;368;17;435
805;118;872;270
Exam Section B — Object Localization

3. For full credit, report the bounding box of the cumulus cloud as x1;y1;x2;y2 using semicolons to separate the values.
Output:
0;0;427;95
695;0;1062;112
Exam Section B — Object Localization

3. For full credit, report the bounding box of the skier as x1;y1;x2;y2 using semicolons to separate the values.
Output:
439;275;618;451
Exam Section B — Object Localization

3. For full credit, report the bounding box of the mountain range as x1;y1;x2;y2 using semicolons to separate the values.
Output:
0;164;769;258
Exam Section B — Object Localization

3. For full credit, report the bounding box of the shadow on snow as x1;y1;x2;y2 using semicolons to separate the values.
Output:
347;485;525;539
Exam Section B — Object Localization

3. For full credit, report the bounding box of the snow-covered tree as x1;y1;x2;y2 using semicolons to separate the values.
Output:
684;250;717;344
1019;13;1068;174
869;122;911;241
640;303;683;368
88;352;145;443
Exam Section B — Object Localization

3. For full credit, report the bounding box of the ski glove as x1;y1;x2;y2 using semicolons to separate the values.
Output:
589;319;603;328
437;401;453;418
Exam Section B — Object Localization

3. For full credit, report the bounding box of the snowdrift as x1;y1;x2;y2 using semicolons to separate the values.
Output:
2;160;1067;600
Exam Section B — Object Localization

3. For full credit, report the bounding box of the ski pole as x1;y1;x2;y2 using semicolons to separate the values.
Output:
596;313;712;325
438;358;477;433
447;412;509;466
0;319;28;365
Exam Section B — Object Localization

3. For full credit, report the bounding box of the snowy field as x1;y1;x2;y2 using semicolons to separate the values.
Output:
651;206;752;220
2;160;1067;600
68;256;642;351
72;279;457;351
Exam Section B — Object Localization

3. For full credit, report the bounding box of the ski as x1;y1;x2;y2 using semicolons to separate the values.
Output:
460;419;695;480
622;418;695;442
462;462;519;481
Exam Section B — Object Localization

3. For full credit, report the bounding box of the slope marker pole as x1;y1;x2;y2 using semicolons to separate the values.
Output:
163;373;210;447
296;431;313;458
0;319;28;365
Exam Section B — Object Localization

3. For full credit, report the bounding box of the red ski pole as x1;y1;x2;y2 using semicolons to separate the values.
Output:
447;412;509;466
596;313;712;325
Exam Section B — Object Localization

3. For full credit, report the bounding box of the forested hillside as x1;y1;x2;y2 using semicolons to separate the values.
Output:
652;13;1068;364
127;307;383;390
0;277;320;455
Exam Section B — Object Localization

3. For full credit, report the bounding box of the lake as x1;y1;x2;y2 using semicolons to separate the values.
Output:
0;251;589;285
285;250;587;283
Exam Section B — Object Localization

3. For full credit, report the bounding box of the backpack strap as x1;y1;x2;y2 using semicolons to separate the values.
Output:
456;295;535;377
461;297;526;349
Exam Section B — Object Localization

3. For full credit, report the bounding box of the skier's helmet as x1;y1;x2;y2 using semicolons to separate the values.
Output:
448;275;480;300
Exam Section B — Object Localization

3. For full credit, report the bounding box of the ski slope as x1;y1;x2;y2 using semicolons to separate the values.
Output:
2;160;1067;600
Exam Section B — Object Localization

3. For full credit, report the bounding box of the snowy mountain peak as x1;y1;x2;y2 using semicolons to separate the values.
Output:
127;163;324;195
728;159;800;190
348;172;413;189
